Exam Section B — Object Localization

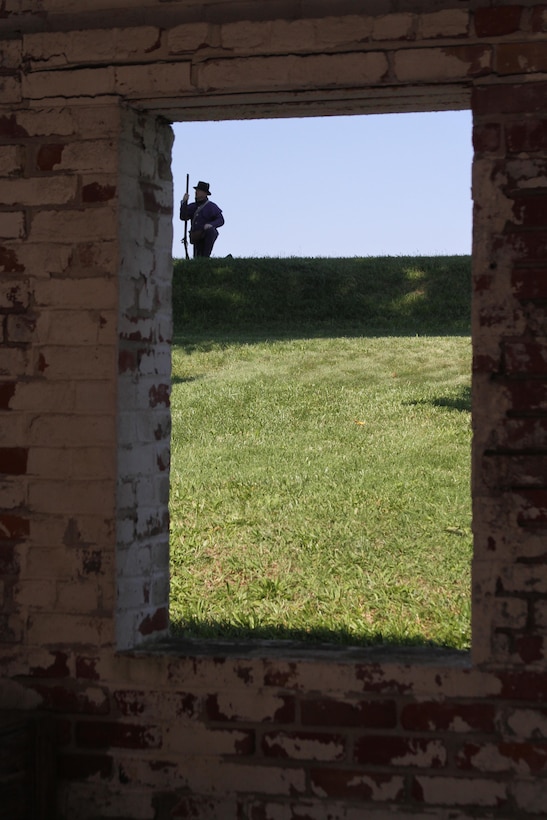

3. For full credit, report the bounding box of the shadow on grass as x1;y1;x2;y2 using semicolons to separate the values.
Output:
405;384;471;414
163;619;469;659
172;255;471;342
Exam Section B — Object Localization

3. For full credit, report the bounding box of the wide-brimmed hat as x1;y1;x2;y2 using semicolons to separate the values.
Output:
194;180;211;195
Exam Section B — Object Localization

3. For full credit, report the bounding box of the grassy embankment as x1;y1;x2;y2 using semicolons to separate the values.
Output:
169;256;472;649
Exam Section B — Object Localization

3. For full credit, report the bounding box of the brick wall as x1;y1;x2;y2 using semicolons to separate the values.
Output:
1;1;547;817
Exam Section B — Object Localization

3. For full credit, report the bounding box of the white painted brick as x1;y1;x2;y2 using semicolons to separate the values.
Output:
14;578;57;609
74;381;117;414
28;478;116;515
394;46;490;82
56;578;104;612
220;20;269;50
372;13;414;41
33;309;117;346
0;38;22;70
0;145;24;176
2;176;77;206
0;347;29;379
314;15;375;48
14;243;73;276
0;75;21;104
30;206;117;243
198;52;388;92
25;27;162;66
17;107;76;137
22;67;116;100
24;546;80;580
168;22;213;53
26;447;72;478
46;140;119;174
419;10;469;38
115;62;192;98
10;381;75;413
28;414;116;447
0;478;26;509
0;211;25;239
31;345;115;381
26;611;115;646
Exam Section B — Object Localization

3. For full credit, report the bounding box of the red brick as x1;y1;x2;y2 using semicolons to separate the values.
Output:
0;382;16;409
474;6;522;37
503;340;547;375
82;182;116;203
498;43;547;75
75;655;101;680
511;193;547;228
138;606;168;635
401;702;496;733
457;740;547;773
0;247;25;273
0;115;29;138
301;697;397;729
513;634;545;664
0;514;29;541
30;651;70;679
28;683;110;715
514;488;547;526
353;735;446;768
0;543;18;573
0;447;27;475
36;143;65;171
507;120;547;154
512;267;547;300
498;671;547;700
472;122;501;153
149;383;170;408
473;82;547;116
75;719;161;750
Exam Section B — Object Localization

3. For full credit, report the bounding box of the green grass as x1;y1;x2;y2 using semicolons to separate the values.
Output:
169;256;472;649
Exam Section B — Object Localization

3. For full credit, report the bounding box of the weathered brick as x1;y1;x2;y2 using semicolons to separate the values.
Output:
310;768;405;801
262;731;345;761
498;43;547;75
401;701;496;733
206;692;295;724
410;775;507;806
457;740;547;774
394;45;490;82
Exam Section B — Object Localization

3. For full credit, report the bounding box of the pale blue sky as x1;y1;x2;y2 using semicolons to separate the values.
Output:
171;110;472;259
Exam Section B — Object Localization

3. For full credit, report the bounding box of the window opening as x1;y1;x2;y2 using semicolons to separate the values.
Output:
169;111;473;649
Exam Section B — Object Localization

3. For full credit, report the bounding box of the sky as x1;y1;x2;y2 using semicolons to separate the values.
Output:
171;110;473;260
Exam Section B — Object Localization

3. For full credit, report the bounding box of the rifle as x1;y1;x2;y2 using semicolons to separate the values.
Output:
182;172;190;260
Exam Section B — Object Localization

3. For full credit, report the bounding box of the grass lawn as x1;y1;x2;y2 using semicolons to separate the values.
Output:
169;330;472;649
